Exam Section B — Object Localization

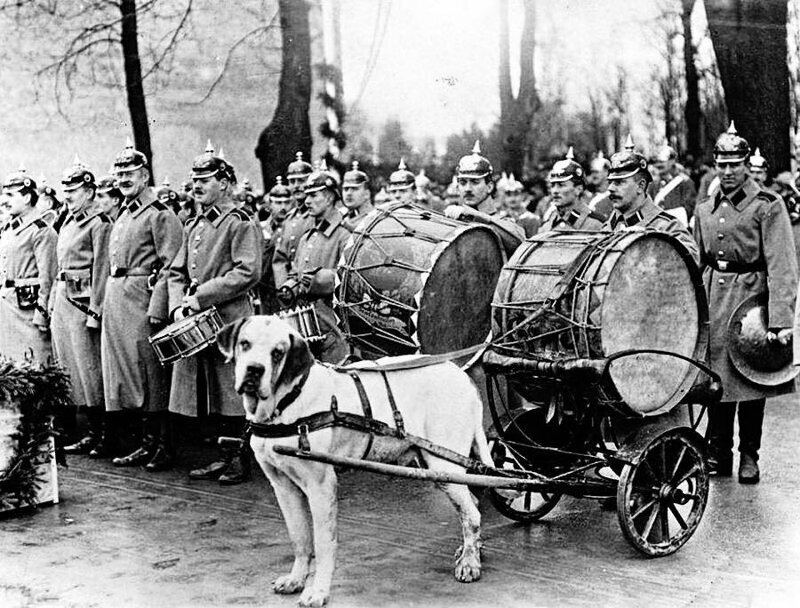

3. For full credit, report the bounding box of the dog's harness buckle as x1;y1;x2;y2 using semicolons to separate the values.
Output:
297;423;311;452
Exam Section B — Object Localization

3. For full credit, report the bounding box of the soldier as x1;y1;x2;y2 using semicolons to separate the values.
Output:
650;144;697;225
747;147;768;186
444;140;524;256
36;179;62;226
499;174;539;237
341;161;374;230
603;136;699;261
168;144;262;485
277;162;351;363
104;141;183;470
587;151;613;219
414;168;446;212
272;152;314;288
539;150;604;232
50;157;112;455
95;174;124;221
156;177;182;216
0;169;57;363
255;177;293;315
178;179;197;224
444;175;460;206
387;158;416;205
694;122;798;484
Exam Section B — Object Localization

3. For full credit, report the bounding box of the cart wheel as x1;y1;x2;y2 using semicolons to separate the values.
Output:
488;439;561;522
616;427;708;557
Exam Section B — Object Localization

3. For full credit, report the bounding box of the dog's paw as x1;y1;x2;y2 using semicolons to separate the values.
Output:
298;585;329;607
273;574;305;595
454;545;482;583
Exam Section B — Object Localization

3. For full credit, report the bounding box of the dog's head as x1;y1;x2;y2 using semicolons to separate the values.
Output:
217;315;314;423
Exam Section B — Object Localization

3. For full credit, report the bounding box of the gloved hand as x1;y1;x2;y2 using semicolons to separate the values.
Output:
277;285;296;309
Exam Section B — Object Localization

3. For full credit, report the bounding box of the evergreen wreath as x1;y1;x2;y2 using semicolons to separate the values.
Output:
0;357;72;512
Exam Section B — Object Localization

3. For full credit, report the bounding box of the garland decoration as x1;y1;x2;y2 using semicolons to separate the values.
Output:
0;357;72;512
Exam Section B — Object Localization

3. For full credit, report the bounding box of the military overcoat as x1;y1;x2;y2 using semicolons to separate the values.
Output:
694;177;798;400
102;187;183;412
0;213;57;362
50;206;111;409
167;200;262;417
284;211;352;363
538;201;604;232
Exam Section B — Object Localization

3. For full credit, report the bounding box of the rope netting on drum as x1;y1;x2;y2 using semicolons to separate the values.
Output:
491;236;626;362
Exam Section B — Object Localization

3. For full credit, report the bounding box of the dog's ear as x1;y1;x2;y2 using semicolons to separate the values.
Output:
274;332;314;393
216;317;248;362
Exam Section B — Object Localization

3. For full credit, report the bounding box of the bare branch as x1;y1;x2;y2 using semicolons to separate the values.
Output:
141;0;192;80
187;11;278;105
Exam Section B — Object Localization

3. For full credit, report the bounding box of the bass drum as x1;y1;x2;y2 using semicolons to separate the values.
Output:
337;202;505;358
492;230;708;416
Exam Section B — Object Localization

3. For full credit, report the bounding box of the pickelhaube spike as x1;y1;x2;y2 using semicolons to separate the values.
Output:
343;161;369;187
304;159;340;196
191;140;233;181
218;147;225;160
748;147;767;169
115;137;148;172
548;151;584;184
456;140;492;179
624;134;635;151
162;177;170;187
269;175;292;199
2;164;35;192
389;157;415;190
607;138;650;183
714;121;749;163
287;151;314;177
61;156;95;192
205;139;214;154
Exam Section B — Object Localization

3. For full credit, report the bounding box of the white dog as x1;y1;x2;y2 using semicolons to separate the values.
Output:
217;315;492;607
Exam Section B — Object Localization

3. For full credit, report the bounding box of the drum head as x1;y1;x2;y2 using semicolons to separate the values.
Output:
417;227;505;353
602;234;704;415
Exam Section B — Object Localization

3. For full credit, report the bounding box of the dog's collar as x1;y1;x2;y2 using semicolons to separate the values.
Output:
273;368;311;418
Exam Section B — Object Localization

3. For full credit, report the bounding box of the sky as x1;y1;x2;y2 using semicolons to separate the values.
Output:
338;0;670;146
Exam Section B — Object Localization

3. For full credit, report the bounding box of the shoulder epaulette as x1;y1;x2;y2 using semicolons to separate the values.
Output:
755;189;782;203
588;210;606;222
33;218;48;229
229;208;252;222
96;211;112;224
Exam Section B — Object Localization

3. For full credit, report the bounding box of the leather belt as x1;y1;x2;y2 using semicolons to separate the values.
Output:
109;265;149;277
708;259;766;274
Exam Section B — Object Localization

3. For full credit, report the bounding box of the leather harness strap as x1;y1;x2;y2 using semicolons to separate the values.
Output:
348;371;375;458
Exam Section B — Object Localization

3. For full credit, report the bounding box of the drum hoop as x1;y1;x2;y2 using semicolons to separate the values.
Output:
148;306;223;363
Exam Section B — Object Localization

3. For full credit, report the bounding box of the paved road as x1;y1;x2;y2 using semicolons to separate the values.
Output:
2;394;800;608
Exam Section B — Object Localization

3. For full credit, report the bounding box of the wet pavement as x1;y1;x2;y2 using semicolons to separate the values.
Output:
3;394;800;608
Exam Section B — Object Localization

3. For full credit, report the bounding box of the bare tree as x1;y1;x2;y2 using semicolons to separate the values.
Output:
705;0;791;172
255;0;313;189
681;0;702;159
1;0;195;183
499;0;539;177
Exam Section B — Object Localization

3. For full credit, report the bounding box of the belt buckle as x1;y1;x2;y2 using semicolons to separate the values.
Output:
717;260;729;271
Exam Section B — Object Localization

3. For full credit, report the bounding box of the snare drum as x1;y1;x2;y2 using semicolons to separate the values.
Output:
148;307;224;365
279;306;325;343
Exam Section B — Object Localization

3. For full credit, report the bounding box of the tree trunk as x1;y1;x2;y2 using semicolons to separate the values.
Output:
499;0;538;177
119;0;154;184
705;0;790;172
681;0;702;160
255;0;313;189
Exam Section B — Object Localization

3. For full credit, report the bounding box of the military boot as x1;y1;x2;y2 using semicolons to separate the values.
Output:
738;453;760;484
145;413;174;473
188;448;232;480
218;446;252;486
64;407;103;455
112;419;155;468
88;410;119;459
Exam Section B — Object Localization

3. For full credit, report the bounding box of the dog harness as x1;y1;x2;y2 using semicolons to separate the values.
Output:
248;366;494;474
